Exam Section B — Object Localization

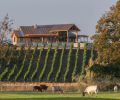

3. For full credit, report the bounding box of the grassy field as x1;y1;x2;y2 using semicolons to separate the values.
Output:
0;92;120;100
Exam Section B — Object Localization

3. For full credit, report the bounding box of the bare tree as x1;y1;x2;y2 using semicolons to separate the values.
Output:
0;14;13;43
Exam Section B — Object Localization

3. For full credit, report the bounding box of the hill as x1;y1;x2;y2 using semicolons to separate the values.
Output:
0;44;96;82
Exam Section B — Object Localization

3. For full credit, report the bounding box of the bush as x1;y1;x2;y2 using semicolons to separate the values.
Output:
24;45;37;81
31;48;43;81
39;46;51;81
81;43;87;75
55;43;66;82
47;46;58;81
64;43;73;81
72;43;80;81
90;61;120;78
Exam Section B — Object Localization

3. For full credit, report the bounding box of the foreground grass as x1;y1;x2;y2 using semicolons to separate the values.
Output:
0;92;120;100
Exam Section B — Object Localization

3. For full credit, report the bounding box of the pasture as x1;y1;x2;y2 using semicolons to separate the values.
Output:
0;92;120;100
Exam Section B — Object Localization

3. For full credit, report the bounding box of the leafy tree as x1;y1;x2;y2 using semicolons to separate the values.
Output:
92;0;120;64
0;14;13;43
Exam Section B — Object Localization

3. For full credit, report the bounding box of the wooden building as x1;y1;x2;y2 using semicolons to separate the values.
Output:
11;24;81;45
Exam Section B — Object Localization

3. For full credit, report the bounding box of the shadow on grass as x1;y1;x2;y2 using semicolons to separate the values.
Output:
0;97;119;100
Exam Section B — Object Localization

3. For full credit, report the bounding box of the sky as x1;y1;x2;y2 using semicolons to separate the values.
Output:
0;0;117;36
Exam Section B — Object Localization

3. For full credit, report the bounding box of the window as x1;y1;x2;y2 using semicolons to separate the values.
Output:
58;31;67;42
20;38;23;42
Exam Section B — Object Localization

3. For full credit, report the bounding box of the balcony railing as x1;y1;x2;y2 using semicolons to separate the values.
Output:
16;42;92;49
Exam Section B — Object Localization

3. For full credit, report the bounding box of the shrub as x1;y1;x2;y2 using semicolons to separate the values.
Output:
64;43;73;82
24;46;37;81
55;43;66;82
39;46;51;81
31;47;43;81
90;61;120;78
0;67;8;81
72;43;80;81
81;43;87;75
14;46;31;81
7;64;16;81
47;46;58;81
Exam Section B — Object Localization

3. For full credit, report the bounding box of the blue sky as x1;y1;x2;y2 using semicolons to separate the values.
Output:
0;0;117;36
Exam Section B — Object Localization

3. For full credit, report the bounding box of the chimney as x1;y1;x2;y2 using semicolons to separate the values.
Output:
34;24;37;29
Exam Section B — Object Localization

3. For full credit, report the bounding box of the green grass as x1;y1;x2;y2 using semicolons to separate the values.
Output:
0;92;120;100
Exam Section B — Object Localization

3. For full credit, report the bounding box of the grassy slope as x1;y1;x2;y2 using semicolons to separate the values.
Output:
0;92;120;100
0;47;96;82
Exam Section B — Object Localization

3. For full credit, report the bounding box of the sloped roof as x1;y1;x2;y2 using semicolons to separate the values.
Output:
50;24;79;31
11;30;24;37
12;24;80;38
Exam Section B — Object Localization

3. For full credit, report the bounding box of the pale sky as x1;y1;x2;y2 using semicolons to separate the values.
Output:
0;0;117;36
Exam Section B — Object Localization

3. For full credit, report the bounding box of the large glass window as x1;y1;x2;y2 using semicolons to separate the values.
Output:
20;38;23;42
58;31;67;42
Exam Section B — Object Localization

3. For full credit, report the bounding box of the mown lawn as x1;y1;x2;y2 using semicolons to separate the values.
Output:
0;92;120;100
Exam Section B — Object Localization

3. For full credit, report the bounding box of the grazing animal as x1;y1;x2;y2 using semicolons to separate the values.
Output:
114;85;118;92
40;85;48;91
33;85;48;92
33;86;42;92
52;86;63;93
83;85;98;96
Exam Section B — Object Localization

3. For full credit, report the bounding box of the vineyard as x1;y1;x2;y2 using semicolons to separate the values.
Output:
0;43;96;82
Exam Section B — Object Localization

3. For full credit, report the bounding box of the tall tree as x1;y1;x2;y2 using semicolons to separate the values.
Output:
0;14;13;43
92;0;120;64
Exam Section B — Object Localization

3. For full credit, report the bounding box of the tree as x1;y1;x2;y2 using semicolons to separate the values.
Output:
92;0;120;65
0;14;13;43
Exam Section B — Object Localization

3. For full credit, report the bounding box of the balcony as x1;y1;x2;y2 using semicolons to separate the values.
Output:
16;42;92;50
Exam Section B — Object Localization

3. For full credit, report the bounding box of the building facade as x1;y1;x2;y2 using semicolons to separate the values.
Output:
11;24;88;46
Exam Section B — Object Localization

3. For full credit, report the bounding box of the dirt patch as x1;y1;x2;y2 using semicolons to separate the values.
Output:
0;82;79;92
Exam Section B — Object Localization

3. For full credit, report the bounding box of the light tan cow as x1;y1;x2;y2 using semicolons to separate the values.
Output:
83;85;98;96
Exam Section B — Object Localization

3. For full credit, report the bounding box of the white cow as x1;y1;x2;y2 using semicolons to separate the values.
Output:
83;85;98;96
114;85;118;92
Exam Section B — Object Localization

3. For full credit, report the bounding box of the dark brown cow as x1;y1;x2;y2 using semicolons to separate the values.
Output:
33;86;42;92
33;85;48;92
40;85;48;91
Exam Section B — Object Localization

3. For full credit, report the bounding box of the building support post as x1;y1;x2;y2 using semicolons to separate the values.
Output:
67;31;69;47
57;32;59;43
67;30;69;43
42;37;44;43
87;37;88;43
75;31;78;43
